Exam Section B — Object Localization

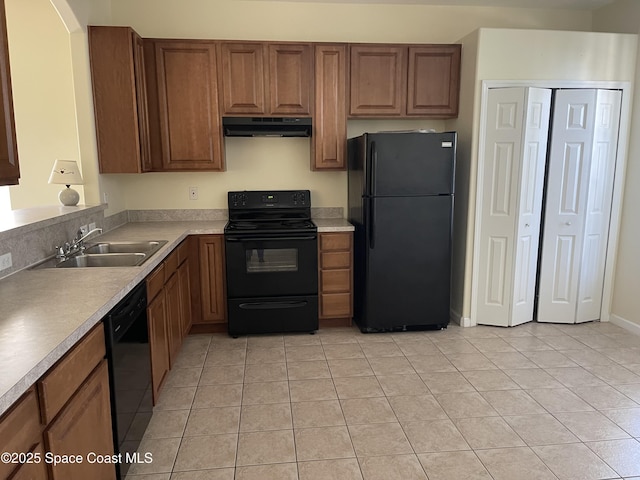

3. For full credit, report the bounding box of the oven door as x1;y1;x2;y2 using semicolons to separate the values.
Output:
225;233;318;298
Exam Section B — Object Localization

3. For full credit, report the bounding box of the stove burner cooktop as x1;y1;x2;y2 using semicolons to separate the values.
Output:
225;219;316;234
225;190;316;236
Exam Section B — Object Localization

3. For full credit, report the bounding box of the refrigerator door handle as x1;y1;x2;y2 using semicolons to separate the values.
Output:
370;141;377;196
369;197;375;249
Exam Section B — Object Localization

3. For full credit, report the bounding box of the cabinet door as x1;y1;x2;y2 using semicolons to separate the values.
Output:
10;444;48;480
349;45;406;117
219;42;267;115
165;272;182;367
89;26;150;173
407;45;461;117
0;0;19;186
197;235;226;324
147;293;169;404
0;388;42;480
268;43;312;115
178;260;192;337
133;32;152;172
45;361;115;480
313;44;347;170
155;41;224;171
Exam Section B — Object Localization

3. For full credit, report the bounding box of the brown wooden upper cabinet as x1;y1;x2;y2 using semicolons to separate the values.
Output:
349;44;461;118
312;44;347;170
350;45;406;117
0;0;19;186
89;26;152;174
219;42;312;116
154;41;225;171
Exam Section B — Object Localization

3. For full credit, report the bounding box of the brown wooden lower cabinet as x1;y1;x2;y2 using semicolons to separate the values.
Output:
146;238;192;401
178;259;192;338
147;285;169;404
10;444;48;480
0;388;43;480
194;235;226;328
318;232;353;324
44;360;115;480
165;271;182;366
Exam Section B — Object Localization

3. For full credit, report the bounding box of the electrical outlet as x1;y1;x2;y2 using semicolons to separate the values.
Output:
0;252;12;272
189;187;198;200
89;222;96;231
103;192;109;204
79;225;88;236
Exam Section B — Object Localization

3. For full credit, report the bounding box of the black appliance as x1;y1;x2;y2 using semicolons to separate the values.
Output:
103;282;152;479
225;190;319;336
222;117;312;137
347;131;456;332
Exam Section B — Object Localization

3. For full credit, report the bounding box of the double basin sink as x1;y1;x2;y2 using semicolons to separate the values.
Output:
39;240;168;268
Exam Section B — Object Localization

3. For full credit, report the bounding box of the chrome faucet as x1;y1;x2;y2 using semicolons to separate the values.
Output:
71;227;103;251
55;227;102;259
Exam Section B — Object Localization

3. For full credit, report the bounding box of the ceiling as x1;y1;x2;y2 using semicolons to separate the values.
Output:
262;0;615;10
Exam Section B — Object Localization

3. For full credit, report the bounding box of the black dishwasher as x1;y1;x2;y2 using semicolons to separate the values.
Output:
103;282;152;479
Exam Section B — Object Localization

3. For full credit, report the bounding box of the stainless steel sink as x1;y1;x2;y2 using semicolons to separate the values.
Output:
31;239;168;269
84;240;168;255
55;253;147;268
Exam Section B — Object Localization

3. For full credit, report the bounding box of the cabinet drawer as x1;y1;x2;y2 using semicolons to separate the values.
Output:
0;388;41;480
164;249;179;282
320;269;351;293
147;264;165;301
319;233;351;251
320;251;350;269
320;293;352;318
38;324;105;425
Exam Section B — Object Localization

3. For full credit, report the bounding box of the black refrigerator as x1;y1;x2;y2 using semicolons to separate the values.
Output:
347;131;456;332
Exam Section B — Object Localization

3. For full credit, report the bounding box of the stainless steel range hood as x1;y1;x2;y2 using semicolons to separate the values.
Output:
222;117;312;137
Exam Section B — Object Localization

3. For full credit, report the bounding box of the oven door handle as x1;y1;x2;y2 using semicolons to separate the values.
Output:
226;235;317;242
239;301;309;310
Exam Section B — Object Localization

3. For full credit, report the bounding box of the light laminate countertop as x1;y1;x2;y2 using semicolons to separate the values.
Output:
0;219;352;416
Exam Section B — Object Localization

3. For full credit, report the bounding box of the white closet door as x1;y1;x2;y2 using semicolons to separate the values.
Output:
476;87;551;327
576;90;621;322
538;89;597;324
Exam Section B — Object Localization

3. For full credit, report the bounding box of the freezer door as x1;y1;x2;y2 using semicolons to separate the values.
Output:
367;132;455;196
355;195;453;331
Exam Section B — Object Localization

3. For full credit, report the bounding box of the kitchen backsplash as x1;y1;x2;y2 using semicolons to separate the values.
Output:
0;205;106;278
0;206;345;279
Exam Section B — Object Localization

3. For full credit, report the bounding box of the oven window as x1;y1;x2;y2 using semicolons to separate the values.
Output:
246;248;298;273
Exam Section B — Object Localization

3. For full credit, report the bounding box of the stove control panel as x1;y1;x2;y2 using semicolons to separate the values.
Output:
228;190;310;209
229;192;249;207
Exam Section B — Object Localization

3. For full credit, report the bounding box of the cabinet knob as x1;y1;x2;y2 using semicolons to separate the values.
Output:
565;221;572;226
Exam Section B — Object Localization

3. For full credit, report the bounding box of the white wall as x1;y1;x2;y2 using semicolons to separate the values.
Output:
593;0;640;331
450;28;637;323
5;0;84;209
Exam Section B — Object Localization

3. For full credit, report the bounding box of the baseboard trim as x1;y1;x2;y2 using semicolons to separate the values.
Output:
459;316;474;327
450;309;474;328
609;314;640;336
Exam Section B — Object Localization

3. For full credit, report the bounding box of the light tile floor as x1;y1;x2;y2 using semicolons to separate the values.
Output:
124;321;640;480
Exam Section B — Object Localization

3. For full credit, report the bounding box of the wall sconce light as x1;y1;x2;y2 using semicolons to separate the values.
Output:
48;160;83;206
